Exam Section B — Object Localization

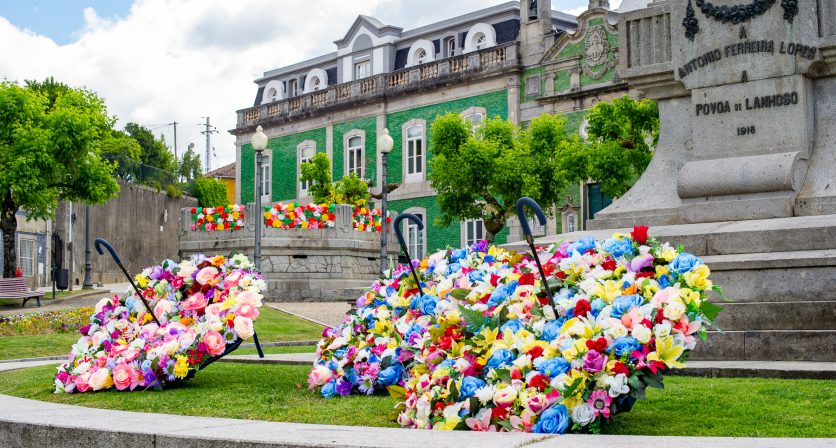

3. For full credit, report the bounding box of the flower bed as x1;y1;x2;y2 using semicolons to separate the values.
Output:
264;203;336;229
352;206;389;233
54;254;265;393
0;308;93;336
308;228;722;433
191;205;245;231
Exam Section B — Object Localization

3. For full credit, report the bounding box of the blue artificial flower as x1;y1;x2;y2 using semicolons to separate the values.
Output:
404;324;423;340
377;363;403;387
459;376;486;400
542;319;563;342
590;298;607;314
321;379;337;398
419;294;440;316
334;347;348;359
536;357;570;378
344;368;359;385
659;274;672;288
609;336;640;356
534;405;569;434
486;349;515;369
603;238;635;258
611;294;645;319
438;359;455;368
487;281;518;308
447;263;462;275
468;270;484;283
568;237;596;255
451;248;468;262
500;319;523;335
669;253;701;277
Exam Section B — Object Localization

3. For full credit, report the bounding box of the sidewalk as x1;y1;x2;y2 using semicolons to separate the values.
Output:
269;302;351;327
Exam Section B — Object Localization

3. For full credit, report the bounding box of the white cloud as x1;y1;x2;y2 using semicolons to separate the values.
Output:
0;0;597;172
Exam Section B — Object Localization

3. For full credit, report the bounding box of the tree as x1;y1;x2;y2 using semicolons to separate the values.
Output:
300;152;371;206
100;130;142;180
124;122;177;185
0;79;120;277
576;96;659;197
192;177;228;207
178;146;203;182
428;113;580;242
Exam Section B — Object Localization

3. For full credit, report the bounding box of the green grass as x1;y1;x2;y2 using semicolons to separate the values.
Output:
0;289;100;305
0;306;323;361
234;345;316;355
0;364;832;436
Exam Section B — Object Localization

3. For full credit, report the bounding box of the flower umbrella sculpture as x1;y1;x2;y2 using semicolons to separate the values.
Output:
54;240;266;393
309;201;724;434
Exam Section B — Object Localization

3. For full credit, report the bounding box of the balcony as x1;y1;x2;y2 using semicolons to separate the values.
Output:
233;42;519;133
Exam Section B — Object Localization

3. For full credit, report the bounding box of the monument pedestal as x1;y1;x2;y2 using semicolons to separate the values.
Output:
517;0;836;361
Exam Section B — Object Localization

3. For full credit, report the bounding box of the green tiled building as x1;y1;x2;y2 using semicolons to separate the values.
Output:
232;0;638;256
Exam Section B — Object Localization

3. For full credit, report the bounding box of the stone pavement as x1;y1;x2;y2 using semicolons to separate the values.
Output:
0;290;113;315
269;302;351;327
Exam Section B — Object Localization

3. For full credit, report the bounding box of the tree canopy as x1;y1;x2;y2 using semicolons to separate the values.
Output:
428;113;581;241
0;78;120;276
300;152;371;207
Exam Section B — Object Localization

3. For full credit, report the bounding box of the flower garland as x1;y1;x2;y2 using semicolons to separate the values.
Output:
191;205;245;232
264;203;336;229
54;254;265;393
309;227;723;433
352;206;389;233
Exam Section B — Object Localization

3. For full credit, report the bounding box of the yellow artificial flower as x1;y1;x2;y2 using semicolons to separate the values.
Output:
435;416;461;431
655;265;670;277
445;309;461;325
473;326;500;350
647;336;685;368
174;355;190;379
135;275;149;289
659;245;678;262
210;255;225;266
683;265;712;290
681;289;702;307
591;280;621;303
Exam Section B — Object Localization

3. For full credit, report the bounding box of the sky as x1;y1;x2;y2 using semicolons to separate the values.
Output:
0;0;614;170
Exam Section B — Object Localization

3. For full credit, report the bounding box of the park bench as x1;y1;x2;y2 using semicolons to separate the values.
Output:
0;278;43;308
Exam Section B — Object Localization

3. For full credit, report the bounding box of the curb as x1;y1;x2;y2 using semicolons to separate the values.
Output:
0;289;112;313
267;305;332;328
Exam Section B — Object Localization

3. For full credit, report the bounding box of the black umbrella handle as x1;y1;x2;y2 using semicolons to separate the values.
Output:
94;238;161;326
393;213;425;297
515;197;554;309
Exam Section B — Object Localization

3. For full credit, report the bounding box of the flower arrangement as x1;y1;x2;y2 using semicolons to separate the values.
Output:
352;206;389;233
309;227;722;433
264;203;336;229
191;205;245;232
54;254;265;393
0;308;93;336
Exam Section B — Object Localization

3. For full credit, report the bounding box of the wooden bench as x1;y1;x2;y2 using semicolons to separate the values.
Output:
0;278;43;307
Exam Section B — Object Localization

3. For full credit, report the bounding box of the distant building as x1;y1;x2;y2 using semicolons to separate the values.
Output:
206;162;237;205
232;0;637;256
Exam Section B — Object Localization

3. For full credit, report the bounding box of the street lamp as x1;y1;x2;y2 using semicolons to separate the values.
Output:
251;125;268;272
82;205;93;289
377;128;394;274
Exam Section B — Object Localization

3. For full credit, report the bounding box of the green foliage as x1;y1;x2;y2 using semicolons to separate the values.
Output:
125;122;176;173
192;177;227;207
0;78;120;276
100;130;142;179
428;113;581;241
579;96;659;197
165;184;184;198
178;146;203;182
300;153;370;206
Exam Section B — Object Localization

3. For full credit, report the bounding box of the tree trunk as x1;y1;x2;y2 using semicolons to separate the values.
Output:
484;217;505;244
1;194;18;278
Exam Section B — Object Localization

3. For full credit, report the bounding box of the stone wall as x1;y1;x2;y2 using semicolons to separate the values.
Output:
179;204;398;302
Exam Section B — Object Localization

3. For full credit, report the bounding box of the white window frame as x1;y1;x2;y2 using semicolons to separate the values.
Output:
343;129;365;178
564;211;577;233
297;140;316;197
445;37;456;57
288;79;298;97
18;238;35;278
260;155;271;202
463;23;497;54
461;219;486;247
460;107;486;135
402;119;426;184
402;207;427;260
354;60;371;79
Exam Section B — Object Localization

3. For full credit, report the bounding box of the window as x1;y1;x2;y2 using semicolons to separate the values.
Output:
529;218;546;237
355;60;371;79
346;136;364;177
405;124;424;182
260;155;271;200
586;183;614;221
404;212;425;260
464;113;483;134
564;212;577;233
312;77;321;91
299;144;315;195
18;239;34;278
288;79;298;97
445;37;456;57
463;219;485;247
416;49;428;65
267;88;278;102
474;33;486;50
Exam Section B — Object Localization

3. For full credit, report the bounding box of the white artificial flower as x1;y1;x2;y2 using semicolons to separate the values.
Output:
632;324;652;344
663;298;687;321
475;384;496;405
606;323;629;339
606;373;630;397
654;322;672;338
572;402;596;426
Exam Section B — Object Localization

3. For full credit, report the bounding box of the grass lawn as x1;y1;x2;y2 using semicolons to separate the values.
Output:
0;306;323;361
0;363;832;437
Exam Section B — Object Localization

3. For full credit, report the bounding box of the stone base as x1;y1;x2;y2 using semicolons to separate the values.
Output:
505;215;836;362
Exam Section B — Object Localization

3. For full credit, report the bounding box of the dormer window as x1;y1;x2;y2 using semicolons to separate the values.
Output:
267;87;277;102
416;49;428;65
474;33;486;50
288;79;298;97
313;77;321;91
445;37;456;57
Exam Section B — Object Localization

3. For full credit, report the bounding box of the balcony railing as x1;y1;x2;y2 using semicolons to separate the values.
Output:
235;42;518;131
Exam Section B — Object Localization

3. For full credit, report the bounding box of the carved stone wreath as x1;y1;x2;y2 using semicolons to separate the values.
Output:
583;26;616;80
683;0;799;40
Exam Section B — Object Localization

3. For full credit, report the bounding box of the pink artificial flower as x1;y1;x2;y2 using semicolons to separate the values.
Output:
651;287;679;308
204;330;226;356
466;408;497;432
233;316;254;339
112;362;138;391
588;389;612;418
583;350;607;373
307;364;334;389
74;372;91;393
223;270;243;288
182;292;209;311
195;266;219;285
237;303;259;320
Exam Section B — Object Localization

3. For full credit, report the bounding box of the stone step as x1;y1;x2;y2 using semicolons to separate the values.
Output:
690;330;836;362
708;265;836;303
713;300;836;331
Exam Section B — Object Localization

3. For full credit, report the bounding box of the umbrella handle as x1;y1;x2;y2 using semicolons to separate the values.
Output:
94;238;161;326
393;213;425;297
515;197;555;309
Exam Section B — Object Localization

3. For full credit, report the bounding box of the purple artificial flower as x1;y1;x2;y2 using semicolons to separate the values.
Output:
358;375;375;395
583;350;607;374
629;254;654;273
142;368;158;387
336;378;353;396
149;266;164;280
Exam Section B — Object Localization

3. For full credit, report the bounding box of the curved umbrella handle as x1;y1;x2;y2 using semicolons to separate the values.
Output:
94;238;161;326
514;197;555;310
392;213;425;297
94;238;121;264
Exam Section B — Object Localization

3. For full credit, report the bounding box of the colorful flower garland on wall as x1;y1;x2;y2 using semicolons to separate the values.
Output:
352;206;389;233
191;205;245;231
264;203;337;229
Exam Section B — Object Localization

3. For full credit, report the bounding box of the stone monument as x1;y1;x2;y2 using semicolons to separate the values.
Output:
512;0;836;362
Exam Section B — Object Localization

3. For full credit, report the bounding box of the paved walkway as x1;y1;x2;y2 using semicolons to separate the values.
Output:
269;302;351;327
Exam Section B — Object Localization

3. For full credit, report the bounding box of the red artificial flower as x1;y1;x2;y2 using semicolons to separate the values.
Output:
611;361;630;376
602;258;617;271
489;274;501;287
556;271;568;280
655;308;666;324
631;225;649;244
530;373;550;390
636;271;655;279
537;295;551;306
586;337;608;352
519;273;536;286
574;299;592;318
510;366;522;380
527;345;544;360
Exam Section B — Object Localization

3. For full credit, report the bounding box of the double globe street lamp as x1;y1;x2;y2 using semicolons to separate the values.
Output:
377;128;394;275
250;125;269;272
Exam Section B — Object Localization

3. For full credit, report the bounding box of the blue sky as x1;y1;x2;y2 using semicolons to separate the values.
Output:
0;1;132;44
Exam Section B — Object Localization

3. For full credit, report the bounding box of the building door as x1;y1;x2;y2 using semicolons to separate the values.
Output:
586;183;613;222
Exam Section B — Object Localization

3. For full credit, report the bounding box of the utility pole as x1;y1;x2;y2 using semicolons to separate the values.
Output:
169;121;179;160
200;117;218;173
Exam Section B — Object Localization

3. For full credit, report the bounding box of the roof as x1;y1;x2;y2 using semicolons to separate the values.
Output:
205;162;236;179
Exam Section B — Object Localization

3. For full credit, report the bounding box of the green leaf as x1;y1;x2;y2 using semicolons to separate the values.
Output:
700;300;724;322
387;402;406;422
460;307;487;333
387;385;407;401
642;372;664;389
494;368;512;383
449;379;459;402
449;288;470;301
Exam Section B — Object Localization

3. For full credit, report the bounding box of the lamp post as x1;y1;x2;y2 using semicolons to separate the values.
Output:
82;205;93;289
251;125;268;271
377;128;394;274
